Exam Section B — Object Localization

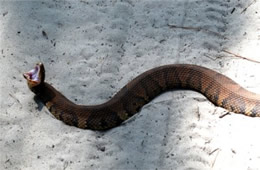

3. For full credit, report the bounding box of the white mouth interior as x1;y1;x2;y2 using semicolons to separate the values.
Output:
25;65;40;82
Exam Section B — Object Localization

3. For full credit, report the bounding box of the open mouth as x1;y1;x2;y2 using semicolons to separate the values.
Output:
23;63;41;83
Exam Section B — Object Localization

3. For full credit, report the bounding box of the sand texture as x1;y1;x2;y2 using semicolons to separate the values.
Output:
1;0;260;169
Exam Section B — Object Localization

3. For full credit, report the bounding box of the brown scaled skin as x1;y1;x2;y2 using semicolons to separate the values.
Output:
23;63;260;130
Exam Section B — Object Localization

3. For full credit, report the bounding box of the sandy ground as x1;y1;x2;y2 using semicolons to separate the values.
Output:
1;0;260;169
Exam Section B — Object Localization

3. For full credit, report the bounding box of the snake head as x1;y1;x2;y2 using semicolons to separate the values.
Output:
23;63;45;89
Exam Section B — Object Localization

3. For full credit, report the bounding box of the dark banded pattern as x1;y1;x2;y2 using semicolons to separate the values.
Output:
24;64;260;130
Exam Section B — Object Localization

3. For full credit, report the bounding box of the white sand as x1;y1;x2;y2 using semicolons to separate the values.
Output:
1;0;260;169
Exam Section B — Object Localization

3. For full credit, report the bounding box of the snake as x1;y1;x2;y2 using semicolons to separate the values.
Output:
23;63;260;130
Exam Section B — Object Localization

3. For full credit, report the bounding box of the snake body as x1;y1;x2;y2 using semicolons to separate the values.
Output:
23;63;260;130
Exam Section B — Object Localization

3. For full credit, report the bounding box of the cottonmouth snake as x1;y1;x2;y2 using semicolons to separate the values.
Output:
23;63;260;130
